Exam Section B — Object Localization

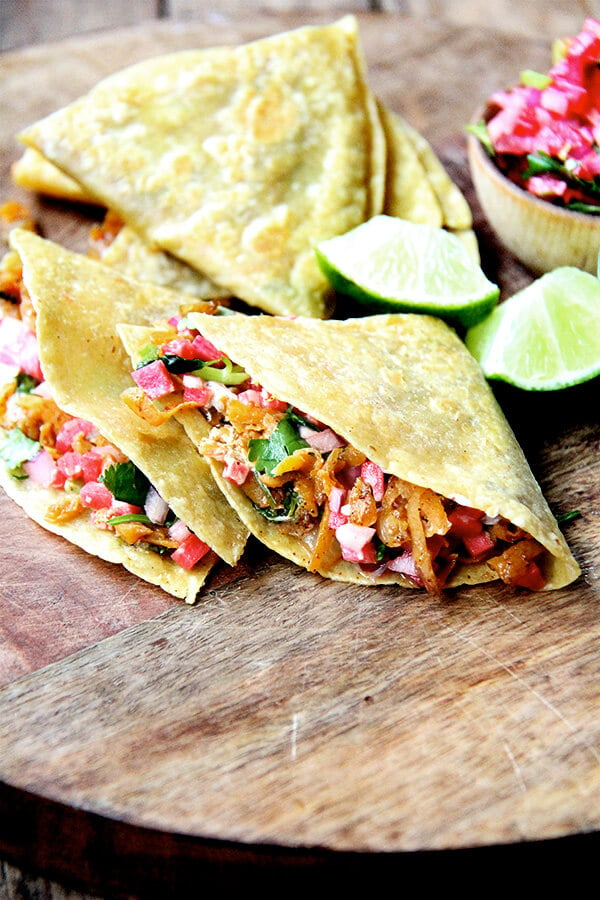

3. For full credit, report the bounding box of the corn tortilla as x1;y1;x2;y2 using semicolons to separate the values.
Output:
5;229;248;600
164;311;579;591
19;18;384;319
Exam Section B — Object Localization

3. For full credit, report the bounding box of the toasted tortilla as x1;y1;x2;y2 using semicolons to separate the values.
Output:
19;17;384;318
155;311;579;591
101;225;229;300
379;105;443;227
5;229;248;601
398;114;473;231
11;147;94;205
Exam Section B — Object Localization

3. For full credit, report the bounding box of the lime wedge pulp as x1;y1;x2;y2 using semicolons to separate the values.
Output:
315;215;499;328
465;267;600;390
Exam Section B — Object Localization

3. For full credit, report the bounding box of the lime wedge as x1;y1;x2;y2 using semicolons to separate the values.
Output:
465;267;600;390
315;215;499;327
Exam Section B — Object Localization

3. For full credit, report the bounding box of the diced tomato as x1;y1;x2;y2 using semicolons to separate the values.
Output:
463;531;496;558
190;333;222;361
56;451;84;480
182;374;212;405
260;391;288;412
171;533;211;570
55;417;96;453
55;450;103;484
131;360;176;399
80;481;113;509
222;457;250;484
448;506;485;539
160;337;199;359
484;18;600;208
513;561;546;590
111;501;143;516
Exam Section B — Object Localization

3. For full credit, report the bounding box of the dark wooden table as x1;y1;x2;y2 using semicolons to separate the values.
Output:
1;6;599;898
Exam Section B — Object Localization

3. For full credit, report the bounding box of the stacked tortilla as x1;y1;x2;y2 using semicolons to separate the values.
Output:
13;16;474;316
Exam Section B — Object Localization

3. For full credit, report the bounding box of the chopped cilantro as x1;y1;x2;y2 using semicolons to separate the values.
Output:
284;407;318;429
15;372;39;394
522;151;600;205
100;460;150;506
136;344;160;368
0;427;41;478
141;349;249;385
557;509;581;526
466;120;494;155
248;414;309;476
191;356;248;385
520;69;552;90
159;353;202;375
255;487;302;522
107;512;153;526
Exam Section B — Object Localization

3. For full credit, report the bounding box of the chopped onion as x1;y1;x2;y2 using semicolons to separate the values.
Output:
144;485;169;525
299;425;345;451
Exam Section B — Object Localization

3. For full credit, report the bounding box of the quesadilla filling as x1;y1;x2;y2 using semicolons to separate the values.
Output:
0;249;214;573
125;316;549;593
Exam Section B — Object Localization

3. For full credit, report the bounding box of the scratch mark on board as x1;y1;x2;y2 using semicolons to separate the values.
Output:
290;712;300;761
439;620;600;765
503;740;527;793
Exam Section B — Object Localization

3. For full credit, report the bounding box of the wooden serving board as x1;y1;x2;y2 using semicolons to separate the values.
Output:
1;11;599;893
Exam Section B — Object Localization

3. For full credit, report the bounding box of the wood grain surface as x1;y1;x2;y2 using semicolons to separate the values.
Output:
0;11;599;896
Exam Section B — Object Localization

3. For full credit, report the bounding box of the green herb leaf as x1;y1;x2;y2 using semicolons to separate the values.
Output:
255;487;302;522
466;120;494;155
100;460;150;506
15;372;39;394
248;416;309;476
107;512;154;526
522;151;600;204
284;407;318;429
153;350;249;385
136;344;160;368
191;355;249;385
557;509;581;526
0;427;41;478
520;69;552;90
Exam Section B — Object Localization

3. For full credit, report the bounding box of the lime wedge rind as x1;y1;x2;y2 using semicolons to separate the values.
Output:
465;266;600;391
316;216;499;328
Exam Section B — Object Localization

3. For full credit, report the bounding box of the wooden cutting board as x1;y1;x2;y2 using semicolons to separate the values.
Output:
1;11;599;893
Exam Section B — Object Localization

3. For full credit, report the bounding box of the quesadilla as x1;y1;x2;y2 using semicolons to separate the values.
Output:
117;311;580;594
0;229;247;602
18;17;385;319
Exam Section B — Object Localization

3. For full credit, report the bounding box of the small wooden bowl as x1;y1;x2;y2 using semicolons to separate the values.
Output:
467;118;600;275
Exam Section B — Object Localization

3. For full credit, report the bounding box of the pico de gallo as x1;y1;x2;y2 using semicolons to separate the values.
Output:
0;229;214;574
124;315;550;594
470;18;600;213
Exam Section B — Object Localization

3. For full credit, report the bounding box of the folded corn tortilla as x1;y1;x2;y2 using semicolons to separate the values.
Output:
121;310;579;592
100;225;229;300
11;147;94;205
3;229;248;601
18;17;384;319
